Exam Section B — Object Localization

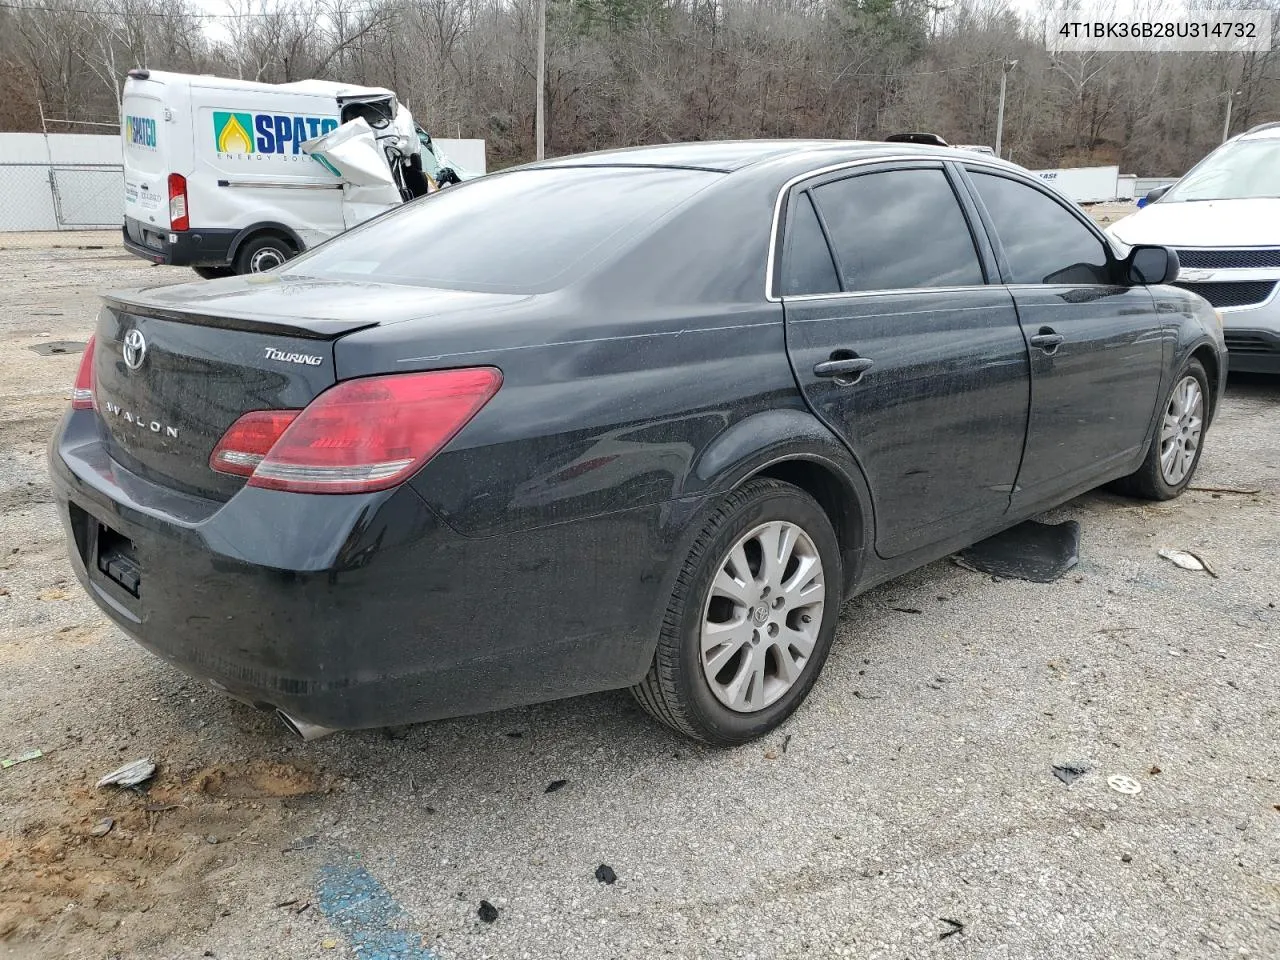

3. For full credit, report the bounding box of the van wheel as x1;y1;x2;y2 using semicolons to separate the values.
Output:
192;266;233;280
234;235;295;275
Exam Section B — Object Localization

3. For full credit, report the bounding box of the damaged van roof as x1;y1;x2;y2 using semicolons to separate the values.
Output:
130;69;394;101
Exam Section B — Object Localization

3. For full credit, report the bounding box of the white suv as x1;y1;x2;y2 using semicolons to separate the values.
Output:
1108;121;1280;373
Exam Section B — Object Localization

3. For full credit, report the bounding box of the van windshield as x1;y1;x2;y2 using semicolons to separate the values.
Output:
279;165;719;293
1162;137;1280;201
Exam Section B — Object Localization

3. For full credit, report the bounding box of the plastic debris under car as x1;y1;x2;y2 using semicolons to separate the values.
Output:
956;519;1081;583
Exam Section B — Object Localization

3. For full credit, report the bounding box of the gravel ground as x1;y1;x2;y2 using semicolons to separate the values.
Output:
1;232;1277;960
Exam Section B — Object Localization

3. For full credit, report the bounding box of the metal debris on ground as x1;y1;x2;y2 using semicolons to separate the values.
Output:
1189;485;1261;495
955;520;1081;583
939;917;965;940
282;834;319;853
1108;775;1143;796
595;864;617;885
96;758;156;788
1;749;43;769
1052;763;1088;785
1157;548;1218;578
90;816;115;837
477;900;499;923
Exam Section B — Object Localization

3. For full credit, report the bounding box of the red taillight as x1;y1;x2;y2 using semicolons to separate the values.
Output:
209;410;300;476
211;368;502;494
71;335;97;410
168;173;189;231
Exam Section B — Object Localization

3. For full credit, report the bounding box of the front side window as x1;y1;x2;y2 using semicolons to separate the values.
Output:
969;171;1112;285
810;168;984;292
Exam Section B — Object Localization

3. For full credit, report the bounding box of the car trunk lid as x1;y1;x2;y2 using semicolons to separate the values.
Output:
93;298;347;501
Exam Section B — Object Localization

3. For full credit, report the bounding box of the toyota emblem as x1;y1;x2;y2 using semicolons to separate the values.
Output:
122;329;147;371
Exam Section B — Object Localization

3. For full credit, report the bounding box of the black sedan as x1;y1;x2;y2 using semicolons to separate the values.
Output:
49;140;1226;745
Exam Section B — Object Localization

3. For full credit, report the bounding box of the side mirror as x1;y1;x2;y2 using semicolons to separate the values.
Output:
1145;184;1172;204
1127;245;1179;285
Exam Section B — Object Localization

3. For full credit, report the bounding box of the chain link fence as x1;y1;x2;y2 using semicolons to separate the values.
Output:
0;162;123;231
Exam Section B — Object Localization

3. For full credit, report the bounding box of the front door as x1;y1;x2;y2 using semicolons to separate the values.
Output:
962;168;1166;509
780;164;1032;558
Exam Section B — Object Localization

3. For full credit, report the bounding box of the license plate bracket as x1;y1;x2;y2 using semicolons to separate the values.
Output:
96;522;141;597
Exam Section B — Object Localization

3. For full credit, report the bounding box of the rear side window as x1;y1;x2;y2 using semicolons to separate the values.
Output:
811;168;984;292
969;171;1112;285
282;166;720;293
781;192;839;296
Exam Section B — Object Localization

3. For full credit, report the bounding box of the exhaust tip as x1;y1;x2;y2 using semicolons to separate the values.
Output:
276;709;337;741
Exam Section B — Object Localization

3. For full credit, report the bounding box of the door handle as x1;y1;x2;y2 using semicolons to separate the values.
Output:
1029;328;1065;354
813;357;874;381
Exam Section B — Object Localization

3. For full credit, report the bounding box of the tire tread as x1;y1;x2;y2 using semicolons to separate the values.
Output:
1112;359;1208;501
630;478;811;743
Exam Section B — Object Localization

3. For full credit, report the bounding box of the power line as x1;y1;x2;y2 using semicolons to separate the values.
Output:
0;0;390;19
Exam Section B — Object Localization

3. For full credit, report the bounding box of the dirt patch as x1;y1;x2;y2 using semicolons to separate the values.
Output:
174;761;325;801
0;760;333;949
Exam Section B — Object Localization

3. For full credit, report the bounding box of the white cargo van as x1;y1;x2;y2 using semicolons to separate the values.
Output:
121;69;472;277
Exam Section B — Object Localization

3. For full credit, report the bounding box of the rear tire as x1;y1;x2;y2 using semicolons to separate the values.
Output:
1112;358;1208;500
631;479;842;746
233;235;295;275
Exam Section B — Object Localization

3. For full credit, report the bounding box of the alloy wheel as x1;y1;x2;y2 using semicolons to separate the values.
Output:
1159;374;1203;486
700;520;825;713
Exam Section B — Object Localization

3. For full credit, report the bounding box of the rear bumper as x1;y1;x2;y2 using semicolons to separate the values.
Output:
49;409;673;731
122;219;236;268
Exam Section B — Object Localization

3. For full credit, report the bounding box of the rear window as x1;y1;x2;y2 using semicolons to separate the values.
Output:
282;166;720;293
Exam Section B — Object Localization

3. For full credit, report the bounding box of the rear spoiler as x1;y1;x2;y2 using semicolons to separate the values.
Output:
102;292;378;340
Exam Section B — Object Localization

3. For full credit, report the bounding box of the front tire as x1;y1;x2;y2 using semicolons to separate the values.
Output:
631;479;842;745
1113;358;1209;500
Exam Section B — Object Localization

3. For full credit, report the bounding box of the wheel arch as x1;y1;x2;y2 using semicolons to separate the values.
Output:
227;222;305;263
1189;342;1221;422
690;409;874;595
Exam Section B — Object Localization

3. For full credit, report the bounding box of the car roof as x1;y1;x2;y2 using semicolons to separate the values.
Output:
532;139;1025;174
1239;121;1280;141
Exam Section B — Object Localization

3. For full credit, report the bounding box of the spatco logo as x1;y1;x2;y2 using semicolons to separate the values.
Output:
122;329;147;371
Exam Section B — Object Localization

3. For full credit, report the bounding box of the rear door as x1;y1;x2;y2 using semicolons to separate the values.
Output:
780;162;1031;558
960;167;1166;509
122;79;173;239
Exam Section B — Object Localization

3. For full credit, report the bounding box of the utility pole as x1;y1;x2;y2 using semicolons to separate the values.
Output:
535;0;546;161
994;59;1017;159
1222;89;1241;144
